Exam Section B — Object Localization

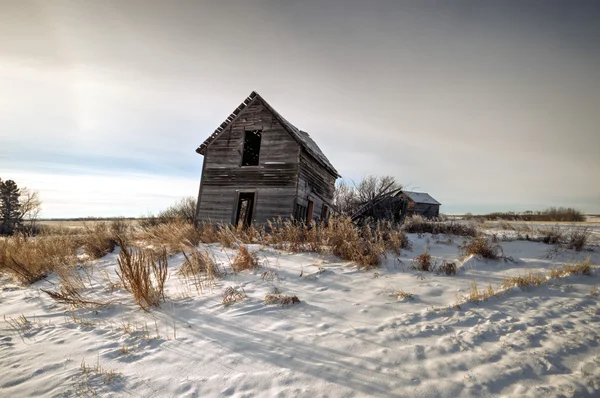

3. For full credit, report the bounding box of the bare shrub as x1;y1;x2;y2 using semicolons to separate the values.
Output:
232;246;259;272
403;216;478;237
459;237;503;259
539;226;564;245
438;260;457;276
565;228;589;251
412;251;432;272
0;234;78;284
116;239;168;310
222;286;246;306
179;248;222;294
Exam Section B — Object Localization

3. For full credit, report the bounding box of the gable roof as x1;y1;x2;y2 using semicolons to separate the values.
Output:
196;91;340;178
402;191;441;205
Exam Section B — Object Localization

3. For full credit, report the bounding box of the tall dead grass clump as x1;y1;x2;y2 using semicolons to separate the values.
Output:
459;236;503;259
81;223;117;259
0;234;78;285
327;218;386;269
141;221;201;254
179;248;222;294
232;246;259;272
116;239;168;310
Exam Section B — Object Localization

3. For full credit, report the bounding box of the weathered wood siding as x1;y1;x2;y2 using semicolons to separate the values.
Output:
197;100;300;224
296;150;337;222
406;200;440;218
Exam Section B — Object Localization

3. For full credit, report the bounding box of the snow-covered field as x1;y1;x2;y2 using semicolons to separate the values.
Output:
1;232;599;397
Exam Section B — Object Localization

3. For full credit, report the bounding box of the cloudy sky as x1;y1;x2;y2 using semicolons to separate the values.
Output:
1;0;599;217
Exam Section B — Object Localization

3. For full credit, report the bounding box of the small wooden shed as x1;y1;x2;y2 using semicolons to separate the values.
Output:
400;191;441;218
195;91;340;227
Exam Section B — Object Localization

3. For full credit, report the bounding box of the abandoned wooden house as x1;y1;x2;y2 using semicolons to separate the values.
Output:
400;191;441;218
194;91;340;227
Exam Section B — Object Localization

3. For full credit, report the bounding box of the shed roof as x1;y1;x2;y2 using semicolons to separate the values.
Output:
196;91;339;178
402;191;441;205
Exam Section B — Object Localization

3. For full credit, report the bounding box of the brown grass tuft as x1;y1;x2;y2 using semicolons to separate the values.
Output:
549;258;592;278
412;251;432;272
222;286;246;306
466;280;498;302
179;248;222;294
459;236;503;259
0;234;78;285
264;290;301;306
438;260;457;276
116;239;168;310
501;271;546;289
395;289;414;300
81;224;117;259
232;246;259;272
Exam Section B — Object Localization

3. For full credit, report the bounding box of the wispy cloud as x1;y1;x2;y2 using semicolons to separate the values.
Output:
1;1;599;216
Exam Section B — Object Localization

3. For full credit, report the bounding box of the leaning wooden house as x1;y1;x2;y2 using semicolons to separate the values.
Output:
195;91;340;227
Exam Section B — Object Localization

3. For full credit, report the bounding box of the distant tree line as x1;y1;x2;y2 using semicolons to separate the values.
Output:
0;178;42;235
465;207;586;222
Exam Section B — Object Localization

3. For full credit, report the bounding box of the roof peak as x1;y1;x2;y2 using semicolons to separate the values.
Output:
196;91;339;178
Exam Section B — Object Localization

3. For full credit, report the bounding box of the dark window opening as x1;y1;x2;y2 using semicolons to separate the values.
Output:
294;203;307;223
321;205;329;221
235;192;255;227
306;200;314;225
241;130;262;166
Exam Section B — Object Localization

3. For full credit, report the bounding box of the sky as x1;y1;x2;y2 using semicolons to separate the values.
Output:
1;0;599;218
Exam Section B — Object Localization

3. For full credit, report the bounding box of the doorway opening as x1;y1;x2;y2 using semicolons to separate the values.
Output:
235;192;255;227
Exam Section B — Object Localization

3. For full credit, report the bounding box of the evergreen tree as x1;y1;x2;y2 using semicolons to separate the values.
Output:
0;179;22;235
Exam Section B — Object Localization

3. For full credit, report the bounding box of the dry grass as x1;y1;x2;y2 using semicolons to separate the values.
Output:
459;236;503;259
222;286;246;306
465;280;498;302
179;248;222;294
501;271;546;289
232;246;259;272
412;251;433;272
140;220;202;254
264;288;301;306
81;223;117;259
395;289;414;300
0;234;78;285
549;258;592;278
116;239;168;310
403;215;478;237
438;260;458;276
41;287;110;308
590;286;599;296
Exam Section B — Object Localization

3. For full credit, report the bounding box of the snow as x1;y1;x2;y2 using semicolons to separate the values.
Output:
1;234;599;397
